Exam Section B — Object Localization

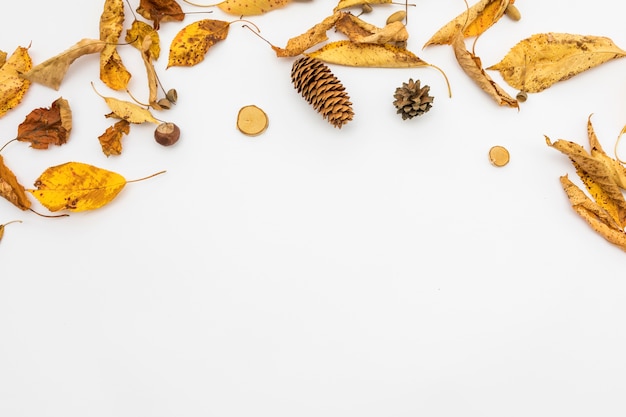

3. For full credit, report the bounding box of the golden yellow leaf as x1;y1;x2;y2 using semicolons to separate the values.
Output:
306;40;427;68
487;33;626;93
100;0;124;43
0;50;7;67
546;134;626;229
0;154;31;211
452;32;518;108
587;115;626;190
217;0;291;15
559;175;626;252
92;83;160;124
27;162;164;212
335;13;408;45
98;120;131;156
0;46;32;117
167;19;230;68
273;12;343;58
126;19;161;59
424;0;510;47
100;0;131;90
333;0;392;12
20;39;105;90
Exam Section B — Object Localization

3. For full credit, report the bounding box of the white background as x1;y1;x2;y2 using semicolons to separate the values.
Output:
2;0;626;416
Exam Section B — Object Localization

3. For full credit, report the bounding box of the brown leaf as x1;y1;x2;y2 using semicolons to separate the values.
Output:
424;0;511;47
0;155;31;211
335;14;408;45
98;119;131;156
487;33;626;93
20;39;105;90
16;97;72;149
452;32;518;108
273;12;343;58
137;0;184;30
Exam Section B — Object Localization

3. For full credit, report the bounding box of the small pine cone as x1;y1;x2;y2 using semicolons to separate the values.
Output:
291;56;354;128
393;78;434;120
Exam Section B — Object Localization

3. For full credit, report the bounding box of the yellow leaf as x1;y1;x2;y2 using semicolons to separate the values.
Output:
100;0;131;90
487;33;626;93
333;0;392;12
167;19;230;68
424;0;510;47
27;162;164;212
98;120;131;157
126;19;161;59
0;154;31;211
306;40;428;68
0;46;32;117
273;12;343;58
92;83;160;124
451;32;518;108
20;39;105;90
217;0;291;15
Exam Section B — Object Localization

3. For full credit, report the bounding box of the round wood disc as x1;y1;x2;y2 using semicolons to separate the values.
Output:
489;145;510;167
237;105;268;136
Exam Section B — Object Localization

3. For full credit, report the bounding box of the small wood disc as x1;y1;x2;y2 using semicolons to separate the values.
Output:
489;145;510;167
237;105;268;136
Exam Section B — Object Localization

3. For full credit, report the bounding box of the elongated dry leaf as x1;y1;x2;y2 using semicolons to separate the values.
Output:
20;39;105;90
167;19;230;68
487;33;626;93
139;36;159;107
273;12;343;58
105;97;161;124
546;134;626;229
306;40;427;68
559;174;626;252
16;97;72;149
137;0;184;29
100;0;131;91
335;13;408;45
28;162;163;212
0;155;31;211
98;120;131;156
0;46;31;117
587;115;626;189
126;19;161;59
333;0;392;12
217;0;291;15
452;32;518;108
424;0;510;47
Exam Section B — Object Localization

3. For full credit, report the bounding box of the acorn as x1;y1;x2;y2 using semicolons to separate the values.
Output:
154;122;180;146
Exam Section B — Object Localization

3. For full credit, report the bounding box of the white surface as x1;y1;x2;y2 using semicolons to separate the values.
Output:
2;1;626;416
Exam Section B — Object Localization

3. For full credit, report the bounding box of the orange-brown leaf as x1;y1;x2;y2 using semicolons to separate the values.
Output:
98;120;131;156
137;0;184;30
0;154;31;211
16;97;72;149
452;32;518;108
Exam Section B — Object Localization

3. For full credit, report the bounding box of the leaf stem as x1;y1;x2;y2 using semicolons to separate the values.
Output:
127;170;167;184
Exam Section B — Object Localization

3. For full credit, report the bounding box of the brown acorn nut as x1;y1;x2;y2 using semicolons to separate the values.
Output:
154;122;180;146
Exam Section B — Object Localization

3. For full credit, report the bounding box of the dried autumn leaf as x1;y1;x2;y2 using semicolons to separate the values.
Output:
20;39;105;90
335;13;408;45
167;19;230;68
424;0;511;47
93;83;161;124
452;32;518;108
139;36;159;107
559;174;626;252
273;12;343;58
137;0;184;30
27;162;164;212
98;120;131;156
16;97;72;149
0;154;31;211
0;46;32;117
0;50;6;67
333;0;392;12
100;0;131;91
546;132;626;229
217;0;291;16
587;115;626;190
306;40;427;68
487;33;626;93
126;19;161;59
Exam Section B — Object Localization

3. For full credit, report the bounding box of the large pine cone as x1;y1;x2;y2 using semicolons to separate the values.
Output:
393;78;434;120
291;56;354;129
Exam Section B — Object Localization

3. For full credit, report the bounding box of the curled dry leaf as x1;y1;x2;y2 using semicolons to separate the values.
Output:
16;97;72;149
100;0;131;91
487;33;626;93
306;40;427;68
126;19;161;59
273;12;343;58
28;162;165;212
424;0;511;47
137;0;184;30
452;32;518;108
167;19;230;68
335;13;408;45
333;0;392;12
0;155;31;211
139;36;160;107
20;39;105;90
93;83;160;124
217;0;291;16
0;46;32;117
98;119;131;156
